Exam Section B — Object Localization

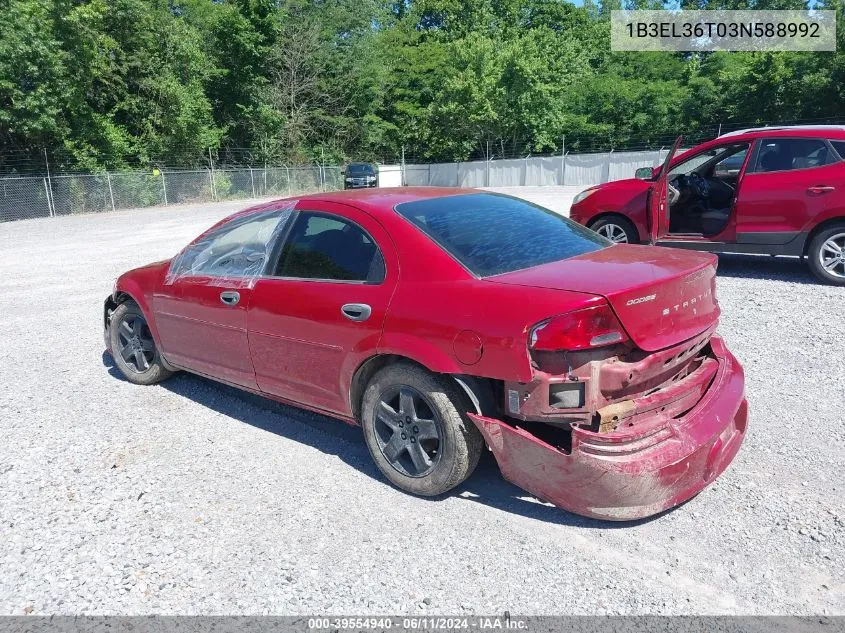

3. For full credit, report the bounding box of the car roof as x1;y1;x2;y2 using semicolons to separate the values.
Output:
718;125;845;141
239;187;476;219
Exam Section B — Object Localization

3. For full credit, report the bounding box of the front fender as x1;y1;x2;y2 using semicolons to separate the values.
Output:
111;277;164;348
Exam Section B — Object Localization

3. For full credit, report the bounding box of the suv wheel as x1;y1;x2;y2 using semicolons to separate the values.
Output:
808;225;845;286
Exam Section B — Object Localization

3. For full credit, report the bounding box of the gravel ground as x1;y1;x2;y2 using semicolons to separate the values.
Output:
0;187;843;616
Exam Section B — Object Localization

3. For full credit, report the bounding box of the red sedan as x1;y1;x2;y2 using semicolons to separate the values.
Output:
104;188;747;521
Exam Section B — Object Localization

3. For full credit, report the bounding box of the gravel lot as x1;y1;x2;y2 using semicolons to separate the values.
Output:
0;187;843;616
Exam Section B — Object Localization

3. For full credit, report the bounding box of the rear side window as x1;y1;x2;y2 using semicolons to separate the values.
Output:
395;193;609;277
754;139;835;172
829;141;845;161
273;212;385;282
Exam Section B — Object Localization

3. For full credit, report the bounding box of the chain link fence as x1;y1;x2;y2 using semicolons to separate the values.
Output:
0;166;342;223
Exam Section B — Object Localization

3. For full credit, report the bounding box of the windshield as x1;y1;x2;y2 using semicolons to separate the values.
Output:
395;193;610;277
669;144;748;177
347;163;374;175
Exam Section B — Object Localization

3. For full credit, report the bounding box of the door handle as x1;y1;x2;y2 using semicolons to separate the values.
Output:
808;185;836;195
341;303;372;322
220;290;240;306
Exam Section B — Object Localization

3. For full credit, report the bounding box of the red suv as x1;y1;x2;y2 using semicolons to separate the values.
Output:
569;126;845;285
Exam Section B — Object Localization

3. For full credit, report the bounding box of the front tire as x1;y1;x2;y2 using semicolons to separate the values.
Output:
109;301;173;385
590;215;639;244
361;363;484;497
807;224;845;286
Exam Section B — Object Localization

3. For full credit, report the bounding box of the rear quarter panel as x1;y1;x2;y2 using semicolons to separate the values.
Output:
379;279;603;383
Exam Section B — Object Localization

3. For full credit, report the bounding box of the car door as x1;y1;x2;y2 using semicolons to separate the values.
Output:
248;201;399;416
733;137;844;244
154;209;292;389
648;136;683;244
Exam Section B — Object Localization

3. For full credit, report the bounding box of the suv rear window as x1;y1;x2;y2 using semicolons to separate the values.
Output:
395;193;609;277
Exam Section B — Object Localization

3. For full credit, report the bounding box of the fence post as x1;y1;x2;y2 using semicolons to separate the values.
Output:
285;164;292;196
401;146;406;186
249;166;256;198
106;171;116;212
160;171;168;205
43;149;55;217
562;152;568;186
560;136;566;186
486;141;490;188
43;178;53;218
428;164;431;187
320;148;326;192
208;149;217;201
207;168;216;202
523;155;528;186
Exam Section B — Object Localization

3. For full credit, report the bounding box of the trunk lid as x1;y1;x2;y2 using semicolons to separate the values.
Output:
490;244;720;352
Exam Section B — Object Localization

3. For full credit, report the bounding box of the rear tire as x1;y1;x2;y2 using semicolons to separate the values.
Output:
590;215;639;244
807;224;845;286
109;301;173;385
361;363;484;497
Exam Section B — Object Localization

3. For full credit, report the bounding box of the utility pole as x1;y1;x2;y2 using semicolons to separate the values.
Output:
43;148;55;217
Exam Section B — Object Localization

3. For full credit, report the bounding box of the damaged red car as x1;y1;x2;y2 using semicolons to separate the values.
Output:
104;188;747;521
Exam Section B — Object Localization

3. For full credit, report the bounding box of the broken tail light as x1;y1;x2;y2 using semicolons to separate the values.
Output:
529;303;629;352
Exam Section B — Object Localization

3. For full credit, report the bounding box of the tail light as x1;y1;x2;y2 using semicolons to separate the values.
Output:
529;303;629;352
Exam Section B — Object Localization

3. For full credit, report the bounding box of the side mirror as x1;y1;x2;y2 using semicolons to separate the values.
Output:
635;167;654;180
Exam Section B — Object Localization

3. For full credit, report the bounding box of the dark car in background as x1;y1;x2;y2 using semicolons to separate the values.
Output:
344;162;378;189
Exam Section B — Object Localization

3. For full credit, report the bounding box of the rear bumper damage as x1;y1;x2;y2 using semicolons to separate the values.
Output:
468;335;747;521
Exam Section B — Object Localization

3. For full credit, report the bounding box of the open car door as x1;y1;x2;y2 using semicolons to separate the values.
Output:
648;136;683;244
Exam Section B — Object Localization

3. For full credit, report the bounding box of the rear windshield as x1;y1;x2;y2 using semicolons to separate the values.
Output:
395;193;609;277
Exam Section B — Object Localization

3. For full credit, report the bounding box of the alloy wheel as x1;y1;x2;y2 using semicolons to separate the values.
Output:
373;386;443;478
819;232;845;279
116;315;155;373
596;223;629;243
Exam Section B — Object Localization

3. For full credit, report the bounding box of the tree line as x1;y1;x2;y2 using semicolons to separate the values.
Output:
1;0;843;173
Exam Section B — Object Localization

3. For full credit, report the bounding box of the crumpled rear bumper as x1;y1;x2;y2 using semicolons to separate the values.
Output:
468;336;747;521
